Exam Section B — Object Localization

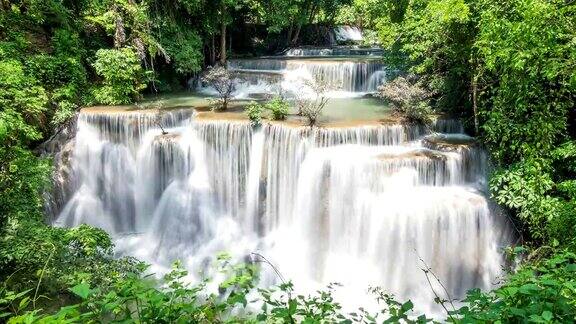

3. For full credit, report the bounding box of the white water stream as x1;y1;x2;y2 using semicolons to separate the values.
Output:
50;110;513;315
198;58;387;99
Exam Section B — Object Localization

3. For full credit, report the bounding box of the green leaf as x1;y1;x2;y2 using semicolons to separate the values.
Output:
519;283;539;294
70;283;92;299
541;310;553;322
18;296;30;310
288;299;297;314
401;300;414;312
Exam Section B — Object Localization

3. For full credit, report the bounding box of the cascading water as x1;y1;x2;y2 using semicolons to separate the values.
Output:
334;26;364;43
50;105;513;315
285;47;383;57
199;58;387;99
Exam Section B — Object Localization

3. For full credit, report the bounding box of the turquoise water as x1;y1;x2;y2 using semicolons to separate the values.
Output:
140;92;391;123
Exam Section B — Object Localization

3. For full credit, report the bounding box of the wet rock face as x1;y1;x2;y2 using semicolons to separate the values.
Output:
36;114;78;157
423;133;489;186
37;114;78;221
422;133;477;152
154;133;181;142
376;148;447;161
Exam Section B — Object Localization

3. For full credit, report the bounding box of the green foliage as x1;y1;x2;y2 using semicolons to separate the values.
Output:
264;96;290;121
13;251;574;324
2;256;434;323
385;0;473;110
161;25;204;75
479;0;575;247
477;0;575;164
246;101;264;126
25;53;87;125
452;250;576;323
336;0;391;27
245;97;290;125
92;48;150;105
377;76;433;124
0;148;50;229
376;0;576;250
490;159;560;241
0;60;47;144
3;257;258;323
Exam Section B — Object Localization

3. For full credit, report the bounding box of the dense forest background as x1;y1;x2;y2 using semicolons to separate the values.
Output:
1;0;575;322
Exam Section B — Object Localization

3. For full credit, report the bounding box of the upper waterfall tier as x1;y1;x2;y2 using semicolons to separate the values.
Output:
48;109;513;315
284;46;384;57
198;58;388;99
334;26;363;42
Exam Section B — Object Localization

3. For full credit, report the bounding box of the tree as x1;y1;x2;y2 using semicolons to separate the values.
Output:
201;66;235;110
258;0;353;47
377;76;433;124
91;48;150;105
200;0;247;65
296;76;331;126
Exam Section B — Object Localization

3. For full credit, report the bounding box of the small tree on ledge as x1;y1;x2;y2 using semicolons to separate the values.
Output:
153;104;168;135
377;76;433;124
201;66;235;111
295;76;331;127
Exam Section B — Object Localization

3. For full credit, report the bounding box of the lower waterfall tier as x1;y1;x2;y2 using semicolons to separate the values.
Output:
49;110;513;315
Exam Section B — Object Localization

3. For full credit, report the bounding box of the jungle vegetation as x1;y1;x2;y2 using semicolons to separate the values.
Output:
1;0;575;322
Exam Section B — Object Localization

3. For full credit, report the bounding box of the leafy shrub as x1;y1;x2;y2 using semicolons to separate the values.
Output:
490;159;560;241
3;248;576;323
264;96;289;120
377;76;433;124
477;0;575;165
245;97;289;125
50;85;79;126
3;255;425;323
51;29;84;58
26;55;86;91
454;250;576;323
491;143;576;245
0;60;47;144
245;101;263;126
201;66;235;111
91;48;149;105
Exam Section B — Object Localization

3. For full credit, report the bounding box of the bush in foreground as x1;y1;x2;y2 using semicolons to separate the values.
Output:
3;249;576;323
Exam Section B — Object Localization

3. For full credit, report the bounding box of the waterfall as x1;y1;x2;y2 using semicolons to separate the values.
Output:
200;58;387;99
286;48;334;56
334;26;363;43
285;47;384;57
285;60;386;92
51;109;513;315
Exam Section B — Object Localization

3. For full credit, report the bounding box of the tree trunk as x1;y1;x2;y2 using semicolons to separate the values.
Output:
286;23;294;47
308;4;318;24
291;24;301;45
472;73;479;135
210;35;216;66
220;22;227;65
